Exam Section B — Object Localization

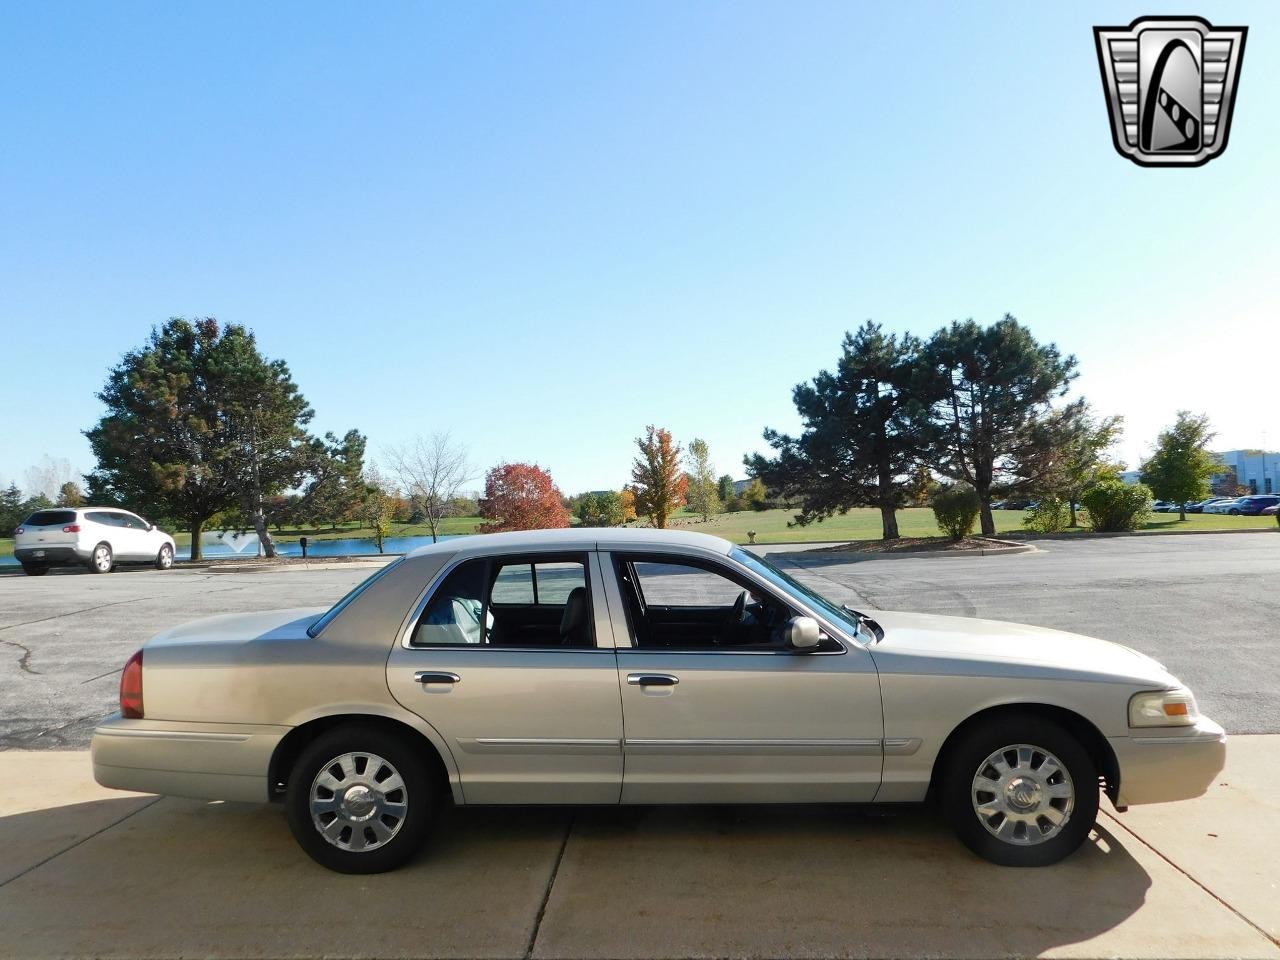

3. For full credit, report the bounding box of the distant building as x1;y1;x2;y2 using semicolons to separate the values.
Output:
1212;450;1280;495
1118;451;1278;495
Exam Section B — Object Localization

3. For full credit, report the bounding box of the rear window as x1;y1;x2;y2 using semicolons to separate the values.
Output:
23;510;77;527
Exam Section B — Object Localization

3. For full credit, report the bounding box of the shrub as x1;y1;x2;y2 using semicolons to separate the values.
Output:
1080;479;1152;532
932;483;981;541
1024;496;1070;533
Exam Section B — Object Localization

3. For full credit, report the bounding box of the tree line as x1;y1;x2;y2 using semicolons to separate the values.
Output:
3;314;1239;553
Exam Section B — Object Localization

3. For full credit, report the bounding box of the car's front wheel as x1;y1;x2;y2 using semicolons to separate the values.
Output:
285;725;433;874
940;714;1098;867
155;544;174;570
87;543;114;574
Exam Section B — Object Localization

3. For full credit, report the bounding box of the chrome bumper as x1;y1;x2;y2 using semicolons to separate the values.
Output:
1109;716;1227;806
91;714;289;804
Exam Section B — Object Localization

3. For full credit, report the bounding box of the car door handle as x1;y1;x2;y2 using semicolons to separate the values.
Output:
626;673;679;687
414;671;461;685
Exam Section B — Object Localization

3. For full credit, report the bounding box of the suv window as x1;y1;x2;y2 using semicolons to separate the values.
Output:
86;511;126;527
410;554;594;648
23;510;77;527
120;513;151;530
614;554;797;651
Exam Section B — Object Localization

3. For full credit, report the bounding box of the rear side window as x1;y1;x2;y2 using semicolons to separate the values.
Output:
86;511;124;526
23;510;77;527
410;554;594;648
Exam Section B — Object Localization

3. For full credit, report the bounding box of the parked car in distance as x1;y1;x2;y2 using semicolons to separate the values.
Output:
1151;501;1182;513
1263;504;1279;516
13;507;176;576
1203;498;1242;514
92;528;1225;874
1185;498;1228;514
1230;495;1280;516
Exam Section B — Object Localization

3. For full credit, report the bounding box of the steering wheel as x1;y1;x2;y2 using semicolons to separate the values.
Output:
717;591;748;645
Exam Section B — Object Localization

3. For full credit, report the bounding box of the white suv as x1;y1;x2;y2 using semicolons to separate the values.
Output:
13;507;176;576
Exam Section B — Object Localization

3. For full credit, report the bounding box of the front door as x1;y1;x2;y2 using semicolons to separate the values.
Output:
386;551;624;804
605;552;884;804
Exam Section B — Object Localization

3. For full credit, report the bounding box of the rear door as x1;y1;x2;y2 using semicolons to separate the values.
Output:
605;551;884;804
15;509;79;555
386;550;625;804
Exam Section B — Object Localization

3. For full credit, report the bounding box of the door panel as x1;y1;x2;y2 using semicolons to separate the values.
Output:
387;647;624;804
386;550;624;805
617;649;883;803
606;551;884;804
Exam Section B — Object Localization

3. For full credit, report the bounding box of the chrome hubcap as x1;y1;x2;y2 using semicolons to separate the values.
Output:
309;752;407;852
94;547;110;570
971;744;1074;846
159;547;172;567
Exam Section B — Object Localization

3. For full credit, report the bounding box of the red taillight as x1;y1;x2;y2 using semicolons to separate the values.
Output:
120;650;144;719
63;524;81;533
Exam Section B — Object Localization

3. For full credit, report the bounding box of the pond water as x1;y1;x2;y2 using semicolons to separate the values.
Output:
0;533;465;565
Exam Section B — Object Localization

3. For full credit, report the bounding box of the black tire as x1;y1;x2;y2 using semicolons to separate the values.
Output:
155;543;174;570
285;725;433;874
939;714;1098;867
21;562;50;576
1229;509;1241;515
87;542;114;574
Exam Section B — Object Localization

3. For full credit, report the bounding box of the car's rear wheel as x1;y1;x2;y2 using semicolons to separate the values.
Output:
155;544;174;570
20;562;50;576
286;725;432;874
87;543;113;574
1229;508;1241;515
940;714;1098;867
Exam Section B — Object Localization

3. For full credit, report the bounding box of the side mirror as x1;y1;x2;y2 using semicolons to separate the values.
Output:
784;615;821;651
148;523;156;531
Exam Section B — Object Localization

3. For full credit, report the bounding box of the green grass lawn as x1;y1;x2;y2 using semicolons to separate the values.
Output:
1;508;1273;559
665;506;1278;544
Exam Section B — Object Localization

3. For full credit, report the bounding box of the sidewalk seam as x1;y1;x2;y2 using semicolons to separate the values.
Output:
524;812;573;960
0;795;162;890
1102;810;1280;948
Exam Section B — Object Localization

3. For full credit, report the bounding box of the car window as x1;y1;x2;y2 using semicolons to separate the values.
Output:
85;511;118;526
614;554;797;651
23;510;77;527
632;561;745;607
121;513;150;529
410;554;594;648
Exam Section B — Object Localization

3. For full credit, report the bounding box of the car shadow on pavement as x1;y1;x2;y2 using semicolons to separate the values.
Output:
0;797;1161;960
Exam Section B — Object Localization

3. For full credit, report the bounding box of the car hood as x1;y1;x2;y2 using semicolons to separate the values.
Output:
866;610;1176;685
145;607;326;648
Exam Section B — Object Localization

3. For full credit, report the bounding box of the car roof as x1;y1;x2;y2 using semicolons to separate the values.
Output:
405;527;735;560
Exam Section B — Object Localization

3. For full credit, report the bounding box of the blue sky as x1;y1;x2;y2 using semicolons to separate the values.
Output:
1;1;1275;496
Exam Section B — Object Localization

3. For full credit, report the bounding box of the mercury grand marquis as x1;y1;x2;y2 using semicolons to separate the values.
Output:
91;529;1225;873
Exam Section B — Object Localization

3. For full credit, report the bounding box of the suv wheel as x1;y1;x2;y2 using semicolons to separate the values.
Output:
940;714;1098;867
88;543;114;574
285;725;433;874
155;544;174;570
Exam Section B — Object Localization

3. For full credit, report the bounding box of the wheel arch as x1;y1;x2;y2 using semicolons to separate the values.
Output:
268;712;460;804
929;702;1120;805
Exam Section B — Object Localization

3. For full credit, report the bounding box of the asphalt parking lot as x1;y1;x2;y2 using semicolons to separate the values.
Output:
2;532;1277;748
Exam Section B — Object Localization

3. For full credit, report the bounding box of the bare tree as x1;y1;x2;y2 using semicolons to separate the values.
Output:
24;455;76;500
385;433;473;542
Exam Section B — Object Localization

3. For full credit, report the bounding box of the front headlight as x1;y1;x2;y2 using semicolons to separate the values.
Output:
1129;688;1200;728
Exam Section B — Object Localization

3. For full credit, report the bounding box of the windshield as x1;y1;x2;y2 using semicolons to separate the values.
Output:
730;548;873;641
307;558;405;637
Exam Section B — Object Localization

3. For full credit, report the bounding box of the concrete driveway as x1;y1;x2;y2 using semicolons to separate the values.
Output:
0;740;1277;959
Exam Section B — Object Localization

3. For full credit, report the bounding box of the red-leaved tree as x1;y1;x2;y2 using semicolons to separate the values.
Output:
479;462;571;532
630;425;687;529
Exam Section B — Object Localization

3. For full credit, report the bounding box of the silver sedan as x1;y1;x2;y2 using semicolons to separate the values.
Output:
91;528;1225;873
